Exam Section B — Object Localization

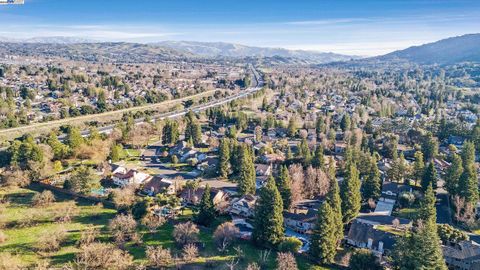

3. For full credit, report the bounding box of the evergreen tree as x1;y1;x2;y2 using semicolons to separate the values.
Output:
229;140;240;175
110;143;122;162
362;158;381;202
412;151;425;186
392;183;447;270
276;165;292;210
422;133;439;161
66;126;84;149
218;138;230;178
162;120;179;145
349;249;383;270
310;202;337;264
326;166;343;245
184;111;202;146
312;145;325;169
47;131;69;160
461;141;475;166
458;164;479;204
195;185;216;226
421;162;438;192
253;176;284;247
287;117;297;137
340;114;351;132
238;144;256;195
298;138;311;165
340;163;361;223
445;153;463;196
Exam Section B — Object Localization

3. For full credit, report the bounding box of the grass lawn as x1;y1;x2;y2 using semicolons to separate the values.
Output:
394;207;419;220
0;187;336;269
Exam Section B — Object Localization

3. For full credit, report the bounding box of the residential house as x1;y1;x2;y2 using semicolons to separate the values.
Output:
228;194;257;218
443;241;480;270
112;167;152;187
181;186;229;210
143;177;176;196
283;200;321;234
346;220;396;256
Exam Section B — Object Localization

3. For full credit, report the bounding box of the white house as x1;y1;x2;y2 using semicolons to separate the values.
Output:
112;166;152;187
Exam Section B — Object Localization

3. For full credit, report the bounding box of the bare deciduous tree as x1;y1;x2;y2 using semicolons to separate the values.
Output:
182;243;199;262
74;242;133;270
213;222;239;252
276;252;298;270
173;221;199;246
109;214;137;244
78;226;100;247
32;190;56;207
110;187;136;209
36;227;67;253
142;214;166;233
289;164;305;203
146;246;172;268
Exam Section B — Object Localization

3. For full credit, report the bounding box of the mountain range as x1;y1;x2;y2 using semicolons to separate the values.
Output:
0;34;479;65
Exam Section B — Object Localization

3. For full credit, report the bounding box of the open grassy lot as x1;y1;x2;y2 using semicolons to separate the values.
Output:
0;186;334;269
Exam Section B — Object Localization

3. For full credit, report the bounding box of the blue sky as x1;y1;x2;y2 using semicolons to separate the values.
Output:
1;0;479;55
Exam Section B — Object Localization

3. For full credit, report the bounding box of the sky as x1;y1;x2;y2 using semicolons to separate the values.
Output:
0;0;479;56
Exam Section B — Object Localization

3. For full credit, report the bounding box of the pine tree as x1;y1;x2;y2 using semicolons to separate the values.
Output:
392;183;447;270
340;114;351;132
218;138;230;178
362;158;381;202
461;141;475;166
287;117;297;137
458;164;479;204
312;145;325;169
310;202;337;264
326;167;343;245
253;176;284;246
276;165;292;210
298;138;311;165
184;111;202;146
195;185;216;226
238;144;256;195
445;153;463;196
340;163;361;223
66;126;83;149
412;151;425;186
421;162;438;192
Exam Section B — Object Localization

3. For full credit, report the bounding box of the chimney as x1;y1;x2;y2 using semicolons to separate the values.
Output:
367;238;373;249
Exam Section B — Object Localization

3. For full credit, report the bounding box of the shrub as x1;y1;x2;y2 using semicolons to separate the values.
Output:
278;237;303;253
0;253;23;270
74;242;133;270
109;214;137;244
36;227;67;253
349;249;382;270
276;252;298;270
182;243;199;262
32;190;56;207
438;224;469;244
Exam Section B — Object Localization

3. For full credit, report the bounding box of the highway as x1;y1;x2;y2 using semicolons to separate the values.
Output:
63;64;264;139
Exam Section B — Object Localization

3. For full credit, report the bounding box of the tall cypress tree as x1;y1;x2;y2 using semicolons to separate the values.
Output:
412;151;425;186
340;163;361;223
458;164;479;204
310;202;337;264
195;184;216;226
253;175;284;246
184;111;202;146
238;144;256;195
445;153;463;196
326;169;343;245
312;145;325;169
218;138;230;178
421;162;438;192
298;138;311;165
276;165;292;210
362;158;382;202
418;184;436;222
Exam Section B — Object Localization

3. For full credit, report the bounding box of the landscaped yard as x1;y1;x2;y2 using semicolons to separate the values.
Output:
0;186;334;269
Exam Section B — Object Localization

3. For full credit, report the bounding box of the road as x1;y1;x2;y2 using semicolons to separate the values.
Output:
65;64;264;139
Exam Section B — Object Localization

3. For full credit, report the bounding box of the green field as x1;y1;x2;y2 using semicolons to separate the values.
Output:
0;186;333;269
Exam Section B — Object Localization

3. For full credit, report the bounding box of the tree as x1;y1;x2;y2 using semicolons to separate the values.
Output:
445;153;463;196
458;163;479;204
184;111;202;146
340;114;351;132
276;252;298;270
238;144;256;195
214;222;239;252
162;120;179;145
64;166;100;194
276;165;292;210
66;126;84;150
195;184;216;226
110;187;136;209
182;243;199;262
421;162;438;192
109;214;137;244
142;214;166;233
32;190;55;207
218;138;230;178
74;242;133;270
392;182;447;270
146;246;172;268
412;151;425;186
110;143;122;162
310;202;337;264
326;167;343;244
340;163;361;223
312;145;325;169
253;175;284;247
362;158;381;202
298;138;311;165
422;133;439;161
173;222;199;246
278;237;303;253
287;117;297;137
461;141;475;166
349;249;382;270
